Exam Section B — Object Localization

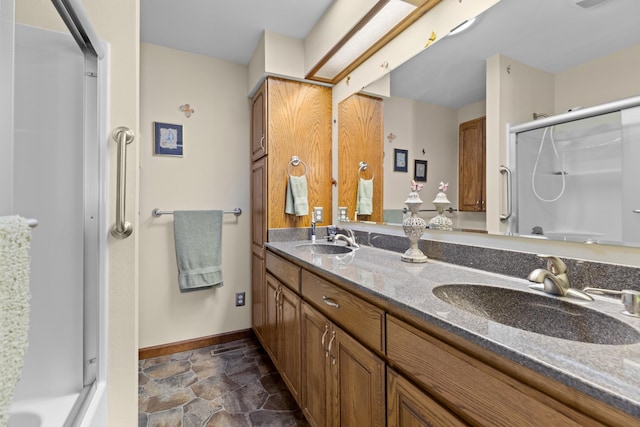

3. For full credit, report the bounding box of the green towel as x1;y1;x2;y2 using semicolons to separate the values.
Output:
173;210;223;291
285;175;309;216
357;178;373;215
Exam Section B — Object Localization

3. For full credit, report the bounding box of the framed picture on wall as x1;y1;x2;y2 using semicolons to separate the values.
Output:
414;160;427;182
154;122;183;156
394;149;408;172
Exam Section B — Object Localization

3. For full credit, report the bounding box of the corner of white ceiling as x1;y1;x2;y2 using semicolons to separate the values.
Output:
304;0;379;76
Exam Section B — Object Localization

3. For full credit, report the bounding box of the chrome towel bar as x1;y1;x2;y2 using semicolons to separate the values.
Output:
152;208;242;217
111;127;135;239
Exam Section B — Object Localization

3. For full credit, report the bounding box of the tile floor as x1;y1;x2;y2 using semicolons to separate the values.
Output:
138;336;309;426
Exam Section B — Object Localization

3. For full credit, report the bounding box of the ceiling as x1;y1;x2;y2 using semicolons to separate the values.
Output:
140;0;333;65
391;0;640;109
140;0;640;109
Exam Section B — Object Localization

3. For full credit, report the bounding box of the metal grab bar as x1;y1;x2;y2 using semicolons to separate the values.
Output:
152;208;242;217
499;165;512;222
111;127;135;239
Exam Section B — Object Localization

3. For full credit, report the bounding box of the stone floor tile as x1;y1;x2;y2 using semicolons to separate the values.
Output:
147;407;183;427
139;336;307;426
145;389;195;413
248;410;309;426
138;412;148;427
260;372;289;395
263;391;298;411
143;370;199;397
218;380;268;415
204;410;250;427
183;397;222;423
191;373;240;401
144;360;191;379
191;356;226;380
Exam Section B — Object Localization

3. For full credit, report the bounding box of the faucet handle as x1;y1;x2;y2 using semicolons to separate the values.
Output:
537;254;567;274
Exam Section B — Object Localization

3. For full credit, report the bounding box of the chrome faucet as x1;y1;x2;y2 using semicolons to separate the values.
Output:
333;227;359;248
527;255;593;301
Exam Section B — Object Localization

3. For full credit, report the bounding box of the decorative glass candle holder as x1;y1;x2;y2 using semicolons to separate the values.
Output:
428;191;453;231
401;191;428;263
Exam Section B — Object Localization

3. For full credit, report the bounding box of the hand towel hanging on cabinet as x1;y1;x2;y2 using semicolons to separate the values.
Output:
357;178;373;215
285;175;309;216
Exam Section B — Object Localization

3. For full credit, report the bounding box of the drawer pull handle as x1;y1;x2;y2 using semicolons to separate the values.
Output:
321;325;329;357
322;296;340;309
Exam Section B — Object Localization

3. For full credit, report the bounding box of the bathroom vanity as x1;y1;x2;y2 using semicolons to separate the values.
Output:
256;240;640;426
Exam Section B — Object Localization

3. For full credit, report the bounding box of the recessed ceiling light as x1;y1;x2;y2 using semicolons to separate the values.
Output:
448;17;476;36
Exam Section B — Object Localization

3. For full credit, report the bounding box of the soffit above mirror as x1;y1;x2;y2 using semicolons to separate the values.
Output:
306;0;442;84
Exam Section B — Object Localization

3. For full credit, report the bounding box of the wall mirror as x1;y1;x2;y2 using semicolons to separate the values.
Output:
338;0;640;246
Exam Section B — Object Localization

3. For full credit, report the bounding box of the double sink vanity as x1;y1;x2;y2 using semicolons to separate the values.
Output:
259;232;640;426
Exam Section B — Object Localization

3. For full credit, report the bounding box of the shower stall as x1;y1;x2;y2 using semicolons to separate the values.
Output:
1;0;108;426
505;95;640;246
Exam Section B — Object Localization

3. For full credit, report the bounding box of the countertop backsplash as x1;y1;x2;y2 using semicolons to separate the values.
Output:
268;226;640;293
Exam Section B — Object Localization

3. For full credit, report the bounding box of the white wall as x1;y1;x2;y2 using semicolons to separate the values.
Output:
555;44;640;114
384;96;489;230
139;43;251;348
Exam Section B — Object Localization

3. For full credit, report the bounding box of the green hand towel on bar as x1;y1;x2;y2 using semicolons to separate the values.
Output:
357;178;373;215
285;175;309;216
173;210;223;291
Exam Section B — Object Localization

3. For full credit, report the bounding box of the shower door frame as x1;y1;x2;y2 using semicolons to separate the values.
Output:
2;0;109;425
506;95;640;244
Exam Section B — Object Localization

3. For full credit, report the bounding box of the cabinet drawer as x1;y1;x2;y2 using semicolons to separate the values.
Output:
301;269;384;354
266;251;300;292
387;315;591;427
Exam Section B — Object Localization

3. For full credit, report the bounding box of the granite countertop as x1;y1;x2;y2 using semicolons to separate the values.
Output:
266;240;640;419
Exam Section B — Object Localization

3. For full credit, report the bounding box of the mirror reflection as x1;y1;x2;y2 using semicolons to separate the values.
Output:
339;0;640;245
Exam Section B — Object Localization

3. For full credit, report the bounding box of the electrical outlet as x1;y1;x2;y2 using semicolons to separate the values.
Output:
313;207;323;223
235;292;245;307
338;207;348;222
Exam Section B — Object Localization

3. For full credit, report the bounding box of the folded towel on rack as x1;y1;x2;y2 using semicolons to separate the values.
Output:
285;175;309;216
357;178;373;216
173;210;223;291
0;216;32;427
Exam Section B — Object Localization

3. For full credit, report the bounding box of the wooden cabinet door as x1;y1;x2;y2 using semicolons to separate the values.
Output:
301;303;332;427
459;117;486;212
338;93;384;223
264;273;280;365
251;253;265;343
387;367;468;427
251;157;267;257
331;324;385;427
251;81;267;161
278;285;301;403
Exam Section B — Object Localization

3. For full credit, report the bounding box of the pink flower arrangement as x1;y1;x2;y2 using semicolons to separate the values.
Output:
438;181;449;192
410;180;423;192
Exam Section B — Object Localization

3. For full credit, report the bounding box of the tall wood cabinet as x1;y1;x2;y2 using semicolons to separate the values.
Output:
458;117;486;212
264;272;301;402
250;76;332;345
338;93;384;222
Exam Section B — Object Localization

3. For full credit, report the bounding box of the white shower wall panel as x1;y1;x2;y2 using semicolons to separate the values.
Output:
12;24;85;400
